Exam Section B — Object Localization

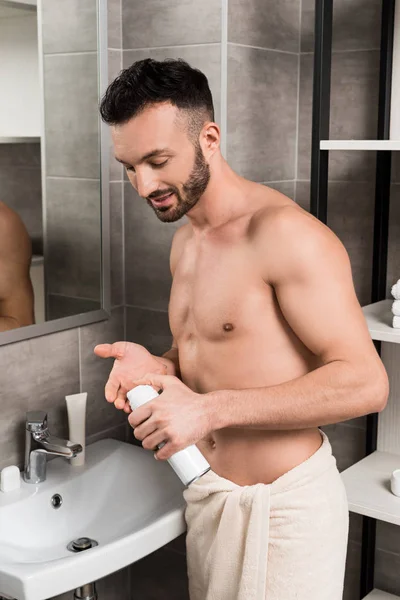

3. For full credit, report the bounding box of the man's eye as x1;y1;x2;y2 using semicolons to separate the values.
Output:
125;166;135;173
151;160;168;169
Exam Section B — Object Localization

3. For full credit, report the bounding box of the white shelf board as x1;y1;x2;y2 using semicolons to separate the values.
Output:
320;140;400;150
364;590;399;599
341;450;400;526
0;136;40;144
362;299;400;343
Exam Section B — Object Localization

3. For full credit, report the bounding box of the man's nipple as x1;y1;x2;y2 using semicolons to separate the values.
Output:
223;322;234;332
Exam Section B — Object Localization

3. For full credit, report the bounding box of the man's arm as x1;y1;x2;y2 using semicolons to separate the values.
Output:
0;204;34;331
156;341;181;378
208;206;389;431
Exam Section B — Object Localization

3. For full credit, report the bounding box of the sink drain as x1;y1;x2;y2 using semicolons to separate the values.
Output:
51;494;63;509
67;537;98;553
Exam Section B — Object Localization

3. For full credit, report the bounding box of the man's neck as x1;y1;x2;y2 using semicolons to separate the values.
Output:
186;156;255;232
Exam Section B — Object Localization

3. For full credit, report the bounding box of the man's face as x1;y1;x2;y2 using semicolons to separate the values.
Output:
112;103;210;223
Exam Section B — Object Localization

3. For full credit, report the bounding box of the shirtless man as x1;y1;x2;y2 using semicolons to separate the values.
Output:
0;201;34;331
95;58;389;599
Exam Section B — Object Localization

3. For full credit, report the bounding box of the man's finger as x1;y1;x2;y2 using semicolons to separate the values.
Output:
105;375;120;403
133;372;172;391
94;341;126;359
115;387;127;410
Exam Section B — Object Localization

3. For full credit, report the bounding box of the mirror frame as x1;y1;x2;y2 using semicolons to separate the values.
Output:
0;0;110;346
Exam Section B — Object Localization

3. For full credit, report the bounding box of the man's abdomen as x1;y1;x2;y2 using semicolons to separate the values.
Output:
196;427;324;486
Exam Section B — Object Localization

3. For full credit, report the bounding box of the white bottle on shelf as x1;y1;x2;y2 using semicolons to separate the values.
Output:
127;385;211;487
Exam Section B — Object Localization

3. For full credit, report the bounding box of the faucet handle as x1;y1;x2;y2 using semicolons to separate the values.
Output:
26;410;48;433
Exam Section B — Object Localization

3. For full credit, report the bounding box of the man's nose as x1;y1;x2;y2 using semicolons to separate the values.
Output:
135;169;158;199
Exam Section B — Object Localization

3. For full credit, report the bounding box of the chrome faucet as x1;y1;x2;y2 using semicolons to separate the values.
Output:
24;410;83;484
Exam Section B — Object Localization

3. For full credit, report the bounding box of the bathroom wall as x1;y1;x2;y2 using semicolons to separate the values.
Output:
0;1;395;599
116;1;400;599
42;0;102;318
0;1;130;598
0;143;42;254
297;1;400;597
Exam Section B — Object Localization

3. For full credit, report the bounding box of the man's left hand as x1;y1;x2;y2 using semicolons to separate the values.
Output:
128;373;213;460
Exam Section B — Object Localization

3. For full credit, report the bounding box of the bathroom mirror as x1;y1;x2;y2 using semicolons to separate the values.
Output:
0;0;110;345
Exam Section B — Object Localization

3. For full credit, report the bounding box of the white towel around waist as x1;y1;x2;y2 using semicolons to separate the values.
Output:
183;430;349;600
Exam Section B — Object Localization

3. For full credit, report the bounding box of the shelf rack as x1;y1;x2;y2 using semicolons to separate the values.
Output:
310;0;398;598
365;591;398;599
0;137;40;144
320;140;400;151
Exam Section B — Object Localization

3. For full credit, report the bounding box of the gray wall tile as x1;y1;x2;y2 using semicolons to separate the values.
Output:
46;177;101;300
376;520;400;554
165;533;187;556
375;548;400;596
41;0;97;54
124;183;182;311
0;145;42;251
44;53;100;179
126;306;172;356
227;44;298;182
0;142;41;168
110;182;124;307
228;0;300;53
296;181;374;306
301;0;382;53
0;329;80;470
129;547;189;599
79;307;126;436
343;541;361;600
122;0;221;49
348;513;363;544
108;0;122;49
387;185;400;297
108;48;122;83
123;44;222;125
298;51;380;180
96;566;130;599
107;50;123;182
50;565;130;600
263;181;295;199
47;295;101;321
321;423;365;472
392;153;400;184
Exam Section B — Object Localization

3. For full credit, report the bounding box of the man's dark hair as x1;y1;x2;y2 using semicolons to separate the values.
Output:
99;58;215;140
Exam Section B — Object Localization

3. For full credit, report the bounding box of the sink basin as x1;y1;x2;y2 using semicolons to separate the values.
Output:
0;438;186;600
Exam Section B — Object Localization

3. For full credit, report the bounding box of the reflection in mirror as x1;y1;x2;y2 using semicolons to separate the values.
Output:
0;0;102;333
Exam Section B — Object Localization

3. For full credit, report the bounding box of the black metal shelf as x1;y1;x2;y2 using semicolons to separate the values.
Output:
309;1;396;598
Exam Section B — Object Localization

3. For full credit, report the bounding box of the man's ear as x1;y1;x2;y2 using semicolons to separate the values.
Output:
200;122;220;159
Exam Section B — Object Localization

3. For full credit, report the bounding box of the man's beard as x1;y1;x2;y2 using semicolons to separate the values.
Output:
146;143;211;223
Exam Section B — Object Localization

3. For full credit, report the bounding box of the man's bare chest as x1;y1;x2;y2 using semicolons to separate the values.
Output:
169;242;277;343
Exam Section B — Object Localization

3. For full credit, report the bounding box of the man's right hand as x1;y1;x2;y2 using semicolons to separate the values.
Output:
94;342;168;413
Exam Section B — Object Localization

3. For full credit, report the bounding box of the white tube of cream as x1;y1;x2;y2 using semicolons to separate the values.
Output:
65;392;87;466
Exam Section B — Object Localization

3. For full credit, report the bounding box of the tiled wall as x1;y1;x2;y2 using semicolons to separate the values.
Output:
297;1;400;598
0;2;131;598
0;1;396;598
42;0;102;318
0;143;42;255
227;0;300;198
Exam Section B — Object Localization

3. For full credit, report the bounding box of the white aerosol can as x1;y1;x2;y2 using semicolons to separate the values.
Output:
127;385;211;486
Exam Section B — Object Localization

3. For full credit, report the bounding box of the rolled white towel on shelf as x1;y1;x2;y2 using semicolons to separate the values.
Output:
391;279;400;300
392;300;400;316
393;316;400;329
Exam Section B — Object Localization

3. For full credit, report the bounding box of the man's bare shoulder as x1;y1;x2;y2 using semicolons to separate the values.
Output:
0;202;31;263
170;222;193;275
249;191;349;284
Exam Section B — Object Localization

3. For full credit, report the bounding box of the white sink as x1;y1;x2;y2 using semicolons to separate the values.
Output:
0;438;186;600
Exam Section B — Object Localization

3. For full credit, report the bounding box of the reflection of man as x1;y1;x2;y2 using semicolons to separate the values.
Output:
95;59;389;599
0;201;34;331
